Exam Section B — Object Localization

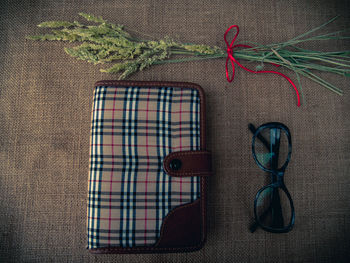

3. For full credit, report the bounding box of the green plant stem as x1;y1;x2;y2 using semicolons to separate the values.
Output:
154;54;226;65
291;54;350;68
169;50;199;55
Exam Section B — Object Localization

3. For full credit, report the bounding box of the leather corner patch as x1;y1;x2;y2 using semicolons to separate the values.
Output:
156;199;202;248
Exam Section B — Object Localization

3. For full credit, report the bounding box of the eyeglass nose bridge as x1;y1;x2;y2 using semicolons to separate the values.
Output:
270;170;285;184
275;171;285;177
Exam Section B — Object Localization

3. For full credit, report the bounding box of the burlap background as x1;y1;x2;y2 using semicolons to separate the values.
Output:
1;0;349;262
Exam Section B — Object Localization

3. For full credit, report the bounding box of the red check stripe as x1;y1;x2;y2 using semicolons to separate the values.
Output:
93;108;197;114
179;89;183;203
89;180;193;184
144;88;151;245
91;144;192;150
108;87;118;244
89;217;158;221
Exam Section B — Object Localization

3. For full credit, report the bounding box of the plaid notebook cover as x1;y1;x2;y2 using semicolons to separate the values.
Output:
87;84;201;248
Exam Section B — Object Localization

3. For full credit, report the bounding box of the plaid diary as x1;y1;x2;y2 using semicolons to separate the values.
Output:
87;82;201;249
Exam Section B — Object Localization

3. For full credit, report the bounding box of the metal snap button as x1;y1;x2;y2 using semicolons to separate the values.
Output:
169;159;182;171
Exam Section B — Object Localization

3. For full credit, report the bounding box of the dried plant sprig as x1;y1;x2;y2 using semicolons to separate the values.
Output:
26;13;222;80
27;13;350;100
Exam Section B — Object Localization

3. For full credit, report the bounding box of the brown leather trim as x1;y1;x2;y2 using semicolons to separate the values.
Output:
89;80;207;254
163;150;212;177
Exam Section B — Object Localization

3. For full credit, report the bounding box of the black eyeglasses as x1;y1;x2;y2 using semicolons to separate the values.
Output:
249;122;295;233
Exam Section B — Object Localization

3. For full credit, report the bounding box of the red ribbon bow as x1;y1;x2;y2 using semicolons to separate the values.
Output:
224;25;300;107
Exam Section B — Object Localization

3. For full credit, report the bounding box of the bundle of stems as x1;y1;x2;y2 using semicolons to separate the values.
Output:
27;13;350;102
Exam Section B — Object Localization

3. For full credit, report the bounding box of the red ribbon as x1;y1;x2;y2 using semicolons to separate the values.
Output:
224;25;301;107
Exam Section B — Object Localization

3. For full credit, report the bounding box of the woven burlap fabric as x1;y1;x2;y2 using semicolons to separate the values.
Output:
0;0;349;262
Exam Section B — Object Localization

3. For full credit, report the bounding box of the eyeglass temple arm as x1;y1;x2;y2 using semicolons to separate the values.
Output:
248;123;270;151
270;129;285;228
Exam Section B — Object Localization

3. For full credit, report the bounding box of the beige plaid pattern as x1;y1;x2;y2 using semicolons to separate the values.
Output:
88;85;201;248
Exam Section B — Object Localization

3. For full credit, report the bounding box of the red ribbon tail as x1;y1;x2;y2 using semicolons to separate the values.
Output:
224;25;301;107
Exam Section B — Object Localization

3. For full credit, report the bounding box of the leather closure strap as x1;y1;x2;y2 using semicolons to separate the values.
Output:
163;150;212;177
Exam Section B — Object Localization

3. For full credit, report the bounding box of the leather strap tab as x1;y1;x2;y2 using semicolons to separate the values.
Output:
163;150;212;177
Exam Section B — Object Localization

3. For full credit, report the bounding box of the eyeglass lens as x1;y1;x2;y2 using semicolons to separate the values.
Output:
253;127;289;170
256;186;292;230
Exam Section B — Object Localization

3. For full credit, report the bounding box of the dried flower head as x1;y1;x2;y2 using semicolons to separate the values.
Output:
26;13;222;80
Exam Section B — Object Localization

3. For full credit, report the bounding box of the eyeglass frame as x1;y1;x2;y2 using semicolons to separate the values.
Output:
249;122;295;233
